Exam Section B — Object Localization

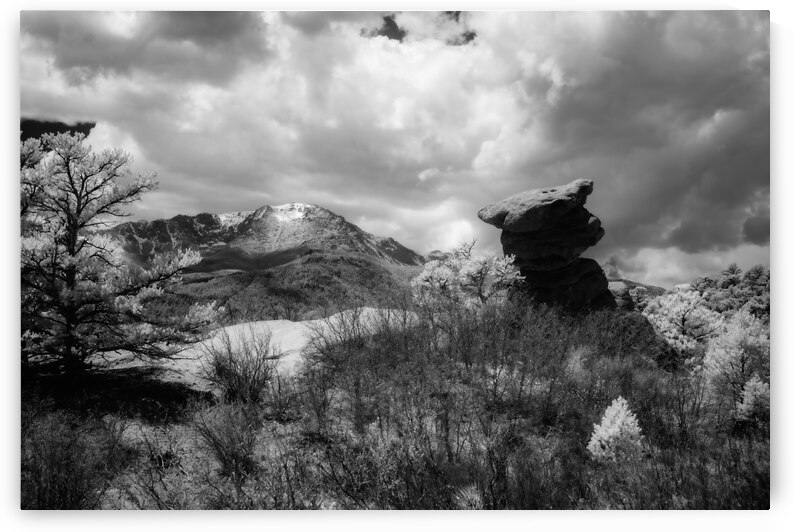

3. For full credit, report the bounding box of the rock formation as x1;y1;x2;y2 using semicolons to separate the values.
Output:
608;281;635;311
478;179;616;309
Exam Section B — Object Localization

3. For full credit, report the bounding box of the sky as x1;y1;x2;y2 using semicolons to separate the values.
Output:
19;10;770;287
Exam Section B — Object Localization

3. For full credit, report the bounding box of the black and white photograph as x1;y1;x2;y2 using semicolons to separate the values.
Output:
16;7;778;513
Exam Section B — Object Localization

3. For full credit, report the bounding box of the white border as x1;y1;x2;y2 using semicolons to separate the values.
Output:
3;1;790;531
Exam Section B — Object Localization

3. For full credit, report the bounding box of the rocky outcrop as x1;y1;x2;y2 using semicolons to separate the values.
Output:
478;179;615;309
608;281;635;311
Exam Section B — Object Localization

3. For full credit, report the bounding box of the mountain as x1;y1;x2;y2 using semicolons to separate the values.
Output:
108;203;425;271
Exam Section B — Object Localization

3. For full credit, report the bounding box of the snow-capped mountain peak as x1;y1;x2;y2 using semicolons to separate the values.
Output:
107;202;425;269
270;203;310;222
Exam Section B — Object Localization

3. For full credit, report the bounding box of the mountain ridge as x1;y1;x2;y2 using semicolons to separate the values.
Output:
108;202;425;270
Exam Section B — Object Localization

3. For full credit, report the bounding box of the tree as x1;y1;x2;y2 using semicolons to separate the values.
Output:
719;263;743;289
21;132;218;377
735;373;770;427
691;264;770;321
20;137;44;218
411;241;523;307
587;396;644;462
642;288;723;354
703;309;769;418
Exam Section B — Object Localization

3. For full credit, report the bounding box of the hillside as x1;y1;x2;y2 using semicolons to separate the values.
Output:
150;250;418;324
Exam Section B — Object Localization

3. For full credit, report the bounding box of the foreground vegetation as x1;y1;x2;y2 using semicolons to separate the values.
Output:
22;260;769;509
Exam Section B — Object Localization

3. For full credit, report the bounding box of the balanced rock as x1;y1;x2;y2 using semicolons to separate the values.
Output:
478;179;615;309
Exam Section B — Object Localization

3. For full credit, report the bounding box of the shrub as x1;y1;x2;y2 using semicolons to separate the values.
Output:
317;431;453;509
454;484;483;509
201;325;280;404
266;373;302;423
21;411;127;509
192;403;262;480
587;396;644;462
200;425;324;510
127;427;193;510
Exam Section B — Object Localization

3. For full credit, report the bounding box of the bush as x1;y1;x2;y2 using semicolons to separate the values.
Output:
587;396;644;462
197;424;324;510
192;403;262;481
201;325;280;404
126;427;193;510
21;410;127;509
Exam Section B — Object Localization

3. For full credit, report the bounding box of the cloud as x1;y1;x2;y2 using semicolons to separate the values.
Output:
20;11;769;287
742;199;770;246
604;244;770;288
281;12;381;36
743;214;770;246
21;11;269;85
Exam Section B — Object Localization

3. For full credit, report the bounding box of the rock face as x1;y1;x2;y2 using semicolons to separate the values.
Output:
478;179;615;309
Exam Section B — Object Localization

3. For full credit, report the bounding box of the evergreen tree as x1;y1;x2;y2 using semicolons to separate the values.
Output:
587;396;644;462
642;288;723;354
21;133;218;377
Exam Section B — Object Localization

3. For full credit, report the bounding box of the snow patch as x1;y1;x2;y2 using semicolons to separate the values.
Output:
217;211;251;228
271;203;311;222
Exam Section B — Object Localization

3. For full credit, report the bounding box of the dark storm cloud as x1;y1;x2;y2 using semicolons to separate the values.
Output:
367;15;407;42
667;206;744;253
742;202;770;246
743;215;770;246
21;11;268;85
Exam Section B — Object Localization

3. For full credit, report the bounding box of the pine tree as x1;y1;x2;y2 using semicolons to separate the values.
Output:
587;396;644;462
21;132;218;377
735;373;770;425
642;288;723;353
